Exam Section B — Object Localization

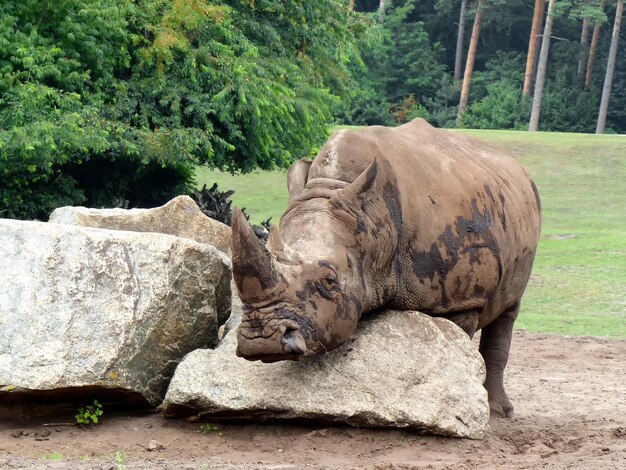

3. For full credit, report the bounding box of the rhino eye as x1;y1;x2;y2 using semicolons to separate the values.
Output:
321;276;338;291
317;275;339;300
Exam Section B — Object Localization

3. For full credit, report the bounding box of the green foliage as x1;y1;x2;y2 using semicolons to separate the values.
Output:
1;0;357;220
41;452;64;461
424;74;459;128
339;1;446;126
127;0;350;172
200;422;223;435
383;2;447;107
342;0;626;134
539;81;600;133
462;82;529;130
462;52;530;129
75;399;104;425
0;0;194;219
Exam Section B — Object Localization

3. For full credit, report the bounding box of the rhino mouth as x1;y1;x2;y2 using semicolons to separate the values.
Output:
242;353;303;363
236;317;311;362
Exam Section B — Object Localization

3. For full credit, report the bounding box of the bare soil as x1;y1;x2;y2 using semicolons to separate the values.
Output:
1;331;625;469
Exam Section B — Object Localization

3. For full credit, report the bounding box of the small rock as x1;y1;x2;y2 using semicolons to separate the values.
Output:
613;427;626;438
540;450;558;459
147;439;166;452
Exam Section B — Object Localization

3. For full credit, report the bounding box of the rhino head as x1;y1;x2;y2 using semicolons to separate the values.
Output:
232;159;398;362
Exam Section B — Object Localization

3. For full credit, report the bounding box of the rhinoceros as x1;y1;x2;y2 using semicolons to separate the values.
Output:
231;118;541;418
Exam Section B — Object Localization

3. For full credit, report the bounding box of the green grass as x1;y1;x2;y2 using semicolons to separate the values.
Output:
196;128;626;338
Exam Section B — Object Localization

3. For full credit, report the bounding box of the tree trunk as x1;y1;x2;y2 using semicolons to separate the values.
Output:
596;0;623;134
523;0;546;96
454;0;468;82
379;0;386;21
456;0;485;126
585;0;605;90
577;18;590;84
349;0;355;12
528;0;557;131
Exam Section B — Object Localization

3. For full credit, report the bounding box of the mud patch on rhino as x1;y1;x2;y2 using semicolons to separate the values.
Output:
383;182;403;235
412;242;448;282
531;180;542;212
355;216;368;235
410;198;503;306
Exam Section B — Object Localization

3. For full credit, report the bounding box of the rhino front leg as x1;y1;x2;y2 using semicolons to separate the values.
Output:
479;302;520;418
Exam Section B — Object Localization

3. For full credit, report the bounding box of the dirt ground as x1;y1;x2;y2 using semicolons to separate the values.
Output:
1;330;625;470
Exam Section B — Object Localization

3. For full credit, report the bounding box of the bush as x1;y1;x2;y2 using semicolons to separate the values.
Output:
462;81;530;130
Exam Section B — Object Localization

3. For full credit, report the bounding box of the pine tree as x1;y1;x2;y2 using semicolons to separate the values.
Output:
456;0;485;125
454;0;468;82
596;0;623;133
529;0;557;131
577;18;590;84
523;0;546;96
585;0;606;90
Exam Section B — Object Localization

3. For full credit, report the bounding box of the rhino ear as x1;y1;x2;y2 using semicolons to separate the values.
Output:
287;159;313;200
341;157;379;204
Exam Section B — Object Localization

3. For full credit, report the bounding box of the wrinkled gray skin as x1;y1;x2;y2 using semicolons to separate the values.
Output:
232;119;542;418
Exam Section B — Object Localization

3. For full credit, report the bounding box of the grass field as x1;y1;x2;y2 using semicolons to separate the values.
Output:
196;129;626;338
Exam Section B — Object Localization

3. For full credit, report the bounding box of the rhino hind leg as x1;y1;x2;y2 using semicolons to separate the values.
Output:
479;302;520;418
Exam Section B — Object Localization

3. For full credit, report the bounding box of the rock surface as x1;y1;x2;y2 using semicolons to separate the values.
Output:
49;195;232;256
0;219;231;407
163;307;489;439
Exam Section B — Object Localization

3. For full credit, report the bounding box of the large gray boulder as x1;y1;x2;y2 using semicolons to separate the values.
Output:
163;308;489;439
49;195;232;256
0;219;231;407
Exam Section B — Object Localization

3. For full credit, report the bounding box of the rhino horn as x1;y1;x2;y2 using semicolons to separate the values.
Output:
341;157;378;203
267;225;303;265
231;207;279;301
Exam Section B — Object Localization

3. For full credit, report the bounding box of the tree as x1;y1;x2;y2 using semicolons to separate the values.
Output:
523;0;546;96
454;0;468;81
456;0;485;125
596;0;624;133
577;18;590;83
529;0;557;131
379;0;387;20
585;0;606;89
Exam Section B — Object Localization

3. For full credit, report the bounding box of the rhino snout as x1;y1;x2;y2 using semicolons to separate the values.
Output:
236;319;308;362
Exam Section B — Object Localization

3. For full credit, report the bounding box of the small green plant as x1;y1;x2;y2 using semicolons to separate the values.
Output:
200;423;223;436
75;399;104;425
114;450;126;470
42;452;64;460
